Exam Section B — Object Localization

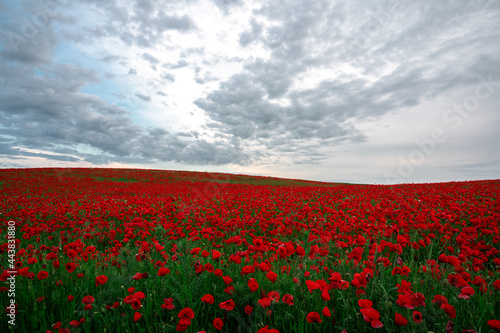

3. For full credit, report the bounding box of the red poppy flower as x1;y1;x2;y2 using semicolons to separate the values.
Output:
256;325;280;333
268;291;280;302
18;267;29;276
493;279;500;290
306;312;321;323
65;262;76;273
413;311;422;324
432;295;448;306
133;312;141;322
212;250;221;260
161;298;175;310
69;320;80;327
396;294;414;309
266;271;278;283
37;271;49;280
296;245;305;257
395;312;408;326
306;280;320;293
245;305;253;315
176;323;189;332
458;286;475;299
248;279;259;292
258;297;272;309
223;276;233;285
322;306;332;317
219;299;235;311
411;292;426;307
276;293;291;306
259;262;271;272
158;267;170;276
201;294;214;304
224;286;235;295
178;307;195;326
241;265;255;275
441;304;456;319
361;308;380;322
487;319;500;330
95;275;108;286
321;291;331;301
82;295;95;304
358;299;373;308
130;299;141;310
204;263;214;273
213;317;223;331
133;291;146;300
68;295;74;301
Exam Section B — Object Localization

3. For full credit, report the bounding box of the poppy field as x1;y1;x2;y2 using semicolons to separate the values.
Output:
1;168;499;333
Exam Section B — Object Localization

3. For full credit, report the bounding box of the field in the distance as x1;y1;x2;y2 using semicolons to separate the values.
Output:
1;168;499;332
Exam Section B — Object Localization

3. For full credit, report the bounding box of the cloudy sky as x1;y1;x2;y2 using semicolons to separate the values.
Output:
0;0;499;184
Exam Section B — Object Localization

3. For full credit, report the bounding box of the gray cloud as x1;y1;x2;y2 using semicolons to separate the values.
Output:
195;0;500;164
160;72;175;83
0;143;80;162
194;66;218;84
135;93;152;102
143;52;159;66
1;0;499;182
0;0;249;167
239;19;263;47
0;18;58;65
0;60;249;165
212;0;244;14
74;0;197;48
163;59;189;69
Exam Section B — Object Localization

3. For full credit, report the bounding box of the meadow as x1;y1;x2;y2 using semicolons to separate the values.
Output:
0;168;499;332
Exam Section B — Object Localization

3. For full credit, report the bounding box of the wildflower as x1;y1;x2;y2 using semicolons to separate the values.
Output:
213;318;223;331
395;312;408;326
306;312;321;323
